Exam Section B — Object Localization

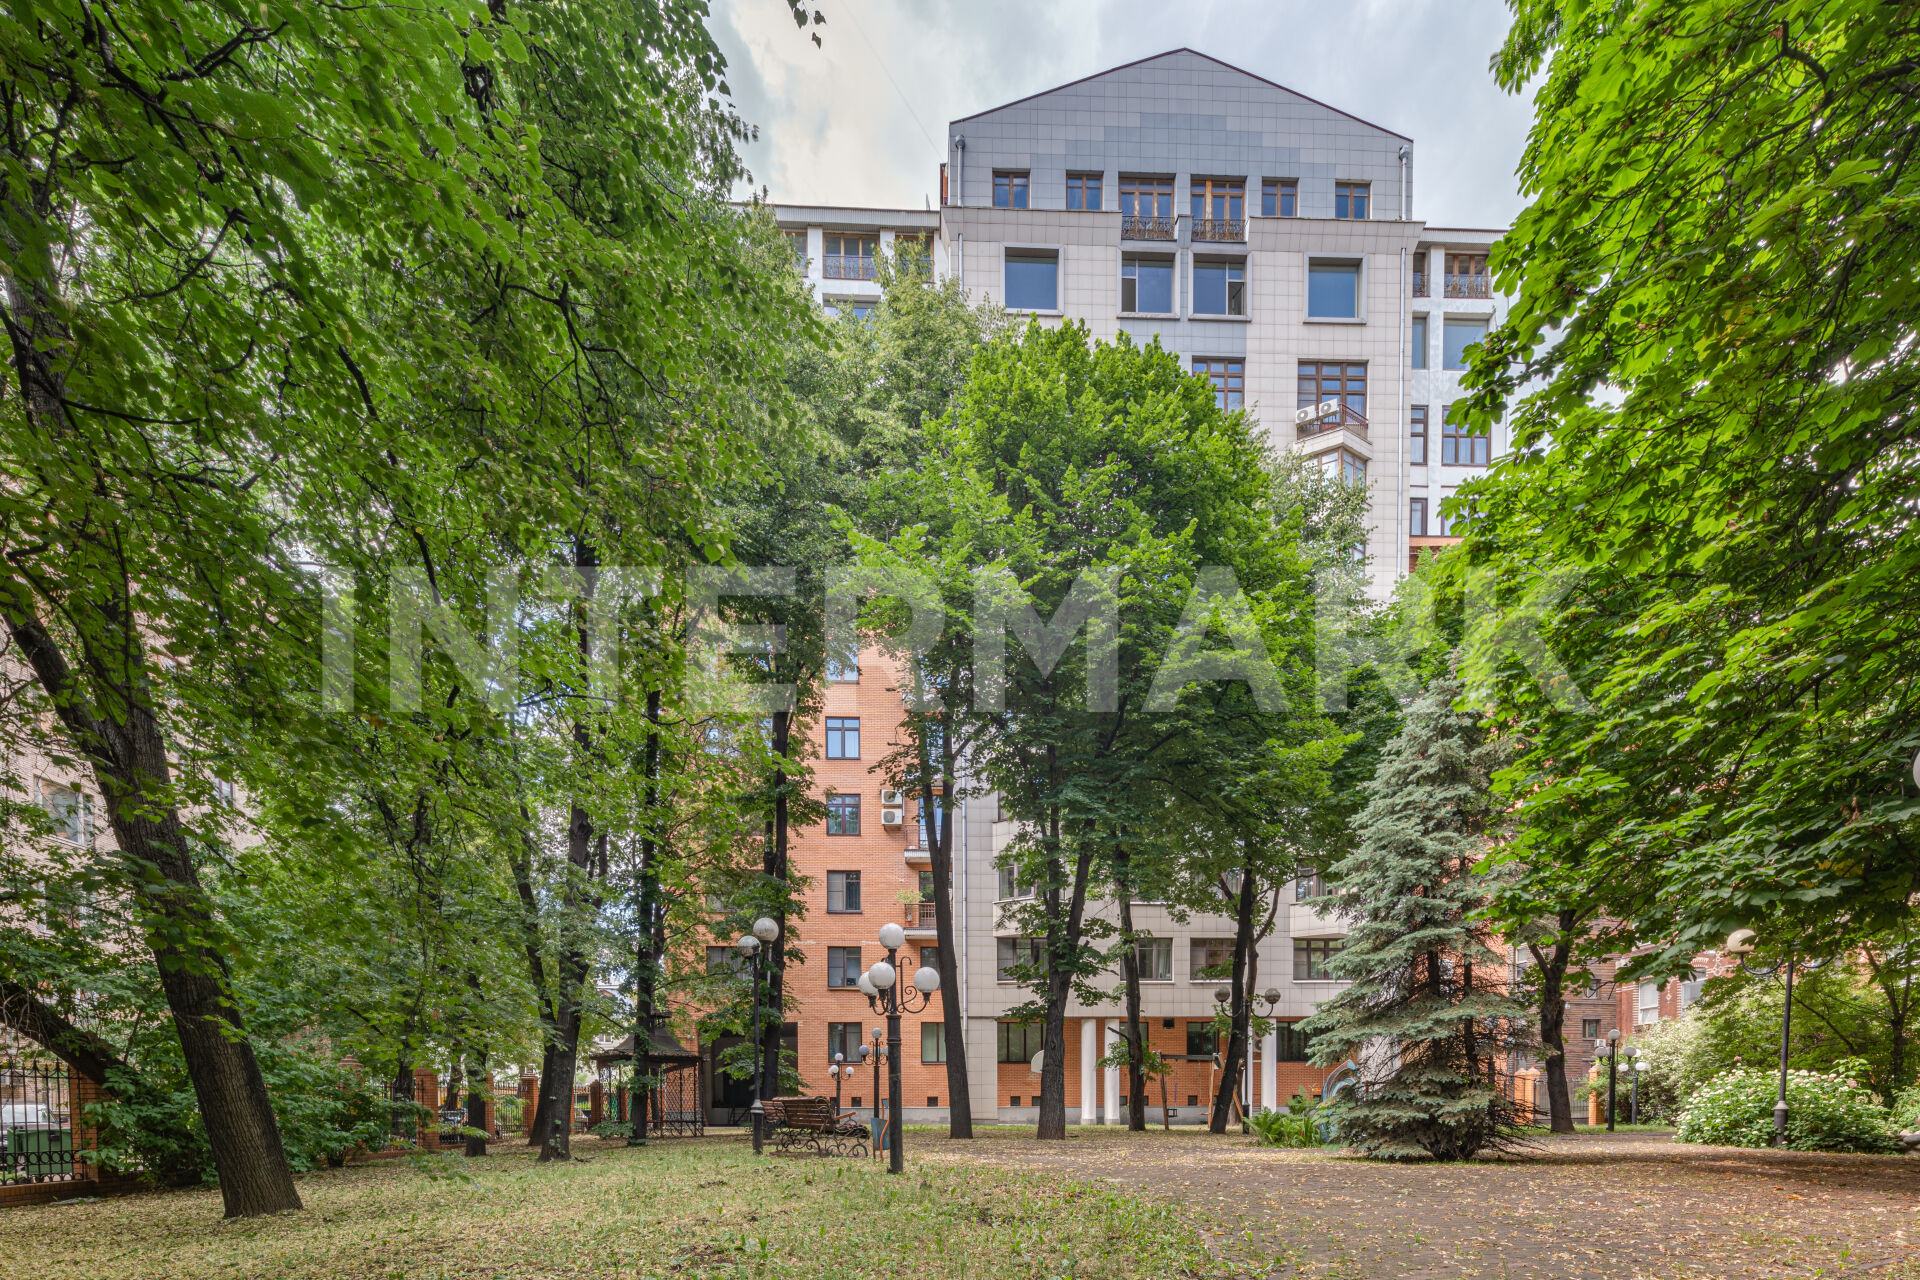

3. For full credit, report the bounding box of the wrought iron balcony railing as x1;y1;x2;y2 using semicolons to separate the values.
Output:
1412;270;1428;298
1190;217;1245;243
1120;215;1178;241
1444;274;1491;299
823;254;877;281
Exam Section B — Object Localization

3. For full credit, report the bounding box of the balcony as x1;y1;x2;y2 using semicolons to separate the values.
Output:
1296;403;1370;442
1190;217;1244;243
1412;270;1428;298
1121;215;1177;242
823;254;877;281
903;901;938;937
1444;273;1491;299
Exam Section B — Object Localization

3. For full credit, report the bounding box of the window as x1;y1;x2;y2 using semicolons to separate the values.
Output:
1190;177;1244;221
1133;937;1173;982
1294;938;1342;981
1190;938;1235;981
1194;358;1243;412
1443;318;1488;370
1120;254;1174;313
918;870;935;901
825;794;861;836
993;171;1029;209
1298;362;1367;417
1307;260;1360;318
822;233;877;281
916;797;945;850
1118;176;1174;219
1411;315;1428;369
1295;872;1326;901
1327;450;1367;485
823;298;875;321
829;1022;863;1062
1581;1017;1602;1041
893;233;933;276
1410;497;1428;538
784;230;809;270
1444;252;1490;298
826;650;859;682
706;945;745;975
1261;178;1297;218
996;865;1033;900
1185;1021;1217;1058
1410;404;1427;464
1638;981;1661;1026
213;778;236;806
827;870;862;913
920;945;940;972
921;1021;948;1063
825;716;860;759
1441;413;1490;466
996;937;1043;982
996;1021;1045;1063
1334;181;1370;219
1004;250;1058;311
1275;1022;1313;1062
39;781;90;847
1192;259;1245;316
1066;172;1103;211
827;946;863;988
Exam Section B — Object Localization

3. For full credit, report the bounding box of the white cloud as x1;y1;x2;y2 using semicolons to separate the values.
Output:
711;0;1532;228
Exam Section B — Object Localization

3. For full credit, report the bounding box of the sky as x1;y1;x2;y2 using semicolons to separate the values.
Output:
709;0;1538;230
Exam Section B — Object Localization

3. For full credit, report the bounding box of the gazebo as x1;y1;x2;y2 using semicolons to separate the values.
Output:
592;1025;705;1137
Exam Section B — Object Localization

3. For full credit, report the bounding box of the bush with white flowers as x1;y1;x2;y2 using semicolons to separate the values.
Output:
1675;1064;1898;1153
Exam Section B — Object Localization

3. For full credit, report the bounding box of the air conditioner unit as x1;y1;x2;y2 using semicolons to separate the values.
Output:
881;806;906;826
879;788;904;807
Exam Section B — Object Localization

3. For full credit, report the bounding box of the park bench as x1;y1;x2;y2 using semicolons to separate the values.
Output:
763;1096;868;1157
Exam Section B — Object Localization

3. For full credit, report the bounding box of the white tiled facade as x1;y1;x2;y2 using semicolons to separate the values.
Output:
764;49;1515;1122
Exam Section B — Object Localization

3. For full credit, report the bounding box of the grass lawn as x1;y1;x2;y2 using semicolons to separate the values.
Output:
4;1133;1216;1280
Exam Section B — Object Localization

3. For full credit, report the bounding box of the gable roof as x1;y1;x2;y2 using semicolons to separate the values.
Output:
953;48;1411;143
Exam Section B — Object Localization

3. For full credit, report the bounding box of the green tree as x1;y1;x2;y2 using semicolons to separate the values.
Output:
1456;0;1920;978
1305;673;1529;1160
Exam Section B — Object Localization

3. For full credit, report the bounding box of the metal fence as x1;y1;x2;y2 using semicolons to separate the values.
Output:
1;1058;76;1185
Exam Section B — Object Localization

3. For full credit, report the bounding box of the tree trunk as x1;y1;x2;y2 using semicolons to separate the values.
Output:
1210;847;1258;1134
760;709;793;1105
921;732;972;1137
631;689;663;1145
1035;789;1093;1141
0;601;301;1216
1528;914;1577;1134
1114;841;1145;1131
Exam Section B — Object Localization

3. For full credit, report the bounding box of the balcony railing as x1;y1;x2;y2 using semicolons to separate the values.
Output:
1190;217;1245;243
1296;404;1370;442
1412;270;1428;298
1444;274;1491;299
1121;215;1177;241
904;901;937;929
823;254;877;281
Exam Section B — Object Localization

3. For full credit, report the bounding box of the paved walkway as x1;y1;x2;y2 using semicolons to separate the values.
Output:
917;1128;1920;1279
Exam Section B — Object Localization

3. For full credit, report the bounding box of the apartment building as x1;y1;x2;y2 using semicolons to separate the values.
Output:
733;50;1528;1123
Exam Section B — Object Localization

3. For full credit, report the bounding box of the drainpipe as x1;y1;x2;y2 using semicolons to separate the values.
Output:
1397;145;1411;221
953;134;966;209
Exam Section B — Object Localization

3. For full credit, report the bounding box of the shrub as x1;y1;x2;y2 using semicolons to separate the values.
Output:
1675;1066;1897;1153
1249;1091;1326;1148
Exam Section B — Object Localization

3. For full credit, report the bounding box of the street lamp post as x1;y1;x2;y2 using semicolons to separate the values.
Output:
1593;1027;1621;1131
858;921;940;1174
1726;928;1807;1148
1626;1049;1644;1125
737;916;780;1156
830;1054;846;1117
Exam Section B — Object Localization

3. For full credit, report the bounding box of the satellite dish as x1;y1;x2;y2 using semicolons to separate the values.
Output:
1029;1050;1044;1075
1912;748;1919;789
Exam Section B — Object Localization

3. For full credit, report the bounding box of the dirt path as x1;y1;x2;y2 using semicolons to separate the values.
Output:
915;1128;1920;1279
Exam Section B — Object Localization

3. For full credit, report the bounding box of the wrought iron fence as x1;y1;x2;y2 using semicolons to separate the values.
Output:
0;1058;75;1185
1190;217;1245;243
1444;273;1491;299
1121;215;1177;241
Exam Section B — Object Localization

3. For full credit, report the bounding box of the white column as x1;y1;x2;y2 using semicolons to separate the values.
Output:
1103;1020;1122;1125
1260;1026;1278;1112
1079;1018;1099;1126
